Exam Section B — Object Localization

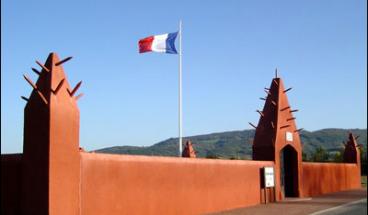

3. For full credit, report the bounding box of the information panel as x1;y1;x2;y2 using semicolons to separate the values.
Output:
286;131;293;141
264;167;275;188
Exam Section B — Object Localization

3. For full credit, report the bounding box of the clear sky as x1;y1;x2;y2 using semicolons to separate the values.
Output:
1;0;367;153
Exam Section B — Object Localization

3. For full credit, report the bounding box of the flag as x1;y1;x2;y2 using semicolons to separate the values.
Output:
138;32;178;54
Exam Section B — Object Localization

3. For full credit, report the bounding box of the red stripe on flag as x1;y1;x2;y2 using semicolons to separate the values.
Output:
138;36;154;53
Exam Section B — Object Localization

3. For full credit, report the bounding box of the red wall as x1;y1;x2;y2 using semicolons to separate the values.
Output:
302;162;361;197
80;152;274;215
1;154;22;215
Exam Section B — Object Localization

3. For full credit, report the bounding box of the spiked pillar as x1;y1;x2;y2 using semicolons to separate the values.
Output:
22;53;81;214
252;74;303;200
343;133;361;165
182;140;196;158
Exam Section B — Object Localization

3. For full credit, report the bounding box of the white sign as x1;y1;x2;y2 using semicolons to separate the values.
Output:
286;131;293;141
264;167;275;188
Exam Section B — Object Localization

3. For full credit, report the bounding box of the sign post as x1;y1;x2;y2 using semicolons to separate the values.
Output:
264;167;275;203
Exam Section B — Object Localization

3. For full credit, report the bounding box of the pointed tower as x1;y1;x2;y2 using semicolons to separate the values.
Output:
343;133;361;165
21;53;82;214
182;140;196;158
251;71;303;200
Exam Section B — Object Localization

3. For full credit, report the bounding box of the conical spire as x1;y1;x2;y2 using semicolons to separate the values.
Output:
23;53;81;106
182;140;196;158
251;73;304;200
343;133;361;163
22;52;82;214
251;74;302;159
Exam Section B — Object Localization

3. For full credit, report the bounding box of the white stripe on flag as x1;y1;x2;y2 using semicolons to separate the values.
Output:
151;34;169;53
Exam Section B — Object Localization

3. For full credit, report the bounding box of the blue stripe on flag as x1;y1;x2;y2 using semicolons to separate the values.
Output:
165;32;178;54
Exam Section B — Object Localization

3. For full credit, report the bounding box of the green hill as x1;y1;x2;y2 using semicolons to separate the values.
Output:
95;128;367;159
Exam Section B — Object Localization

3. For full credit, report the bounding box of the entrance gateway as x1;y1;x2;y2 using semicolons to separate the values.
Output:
252;75;303;201
280;145;299;197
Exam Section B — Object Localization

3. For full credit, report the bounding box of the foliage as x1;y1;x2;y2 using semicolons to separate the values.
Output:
331;151;343;162
360;144;367;175
205;152;220;159
310;146;330;162
361;176;367;188
302;152;309;161
95;129;367;162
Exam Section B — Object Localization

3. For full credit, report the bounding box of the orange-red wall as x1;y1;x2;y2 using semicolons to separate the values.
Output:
1;153;362;214
80;152;274;215
1;154;22;215
302;162;361;197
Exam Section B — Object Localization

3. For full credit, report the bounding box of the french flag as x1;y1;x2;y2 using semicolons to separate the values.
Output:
139;32;178;54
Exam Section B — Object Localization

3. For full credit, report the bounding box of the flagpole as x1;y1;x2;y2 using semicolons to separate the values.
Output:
179;20;183;157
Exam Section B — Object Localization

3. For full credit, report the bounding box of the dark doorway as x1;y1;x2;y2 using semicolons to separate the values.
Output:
280;145;299;197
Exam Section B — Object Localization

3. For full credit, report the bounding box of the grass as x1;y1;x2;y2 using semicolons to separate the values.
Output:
361;175;367;188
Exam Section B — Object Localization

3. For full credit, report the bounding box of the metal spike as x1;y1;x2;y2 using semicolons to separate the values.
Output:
270;121;275;128
53;79;65;95
75;93;84;101
31;68;41;75
287;117;296;121
264;87;270;91
275;68;278;78
294;128;303;133
284;87;292;93
264;89;271;95
55;56;73;66
260;97;266;101
248;122;257;129
36;60;50;73
23;75;37;90
69;81;82;97
271;100;277;106
281;106;290;111
36;90;48;105
21;96;29;101
355;135;360;140
290;109;299;113
273;79;279;86
280;125;290;129
256;110;264;117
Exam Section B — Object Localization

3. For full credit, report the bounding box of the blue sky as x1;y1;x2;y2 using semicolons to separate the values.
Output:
1;0;367;153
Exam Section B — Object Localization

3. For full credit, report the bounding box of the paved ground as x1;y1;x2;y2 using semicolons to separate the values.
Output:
310;199;366;215
210;188;367;215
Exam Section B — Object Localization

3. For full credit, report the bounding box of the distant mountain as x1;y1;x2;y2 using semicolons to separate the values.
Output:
95;129;367;159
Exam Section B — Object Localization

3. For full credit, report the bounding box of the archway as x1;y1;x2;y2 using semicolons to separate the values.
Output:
280;145;299;197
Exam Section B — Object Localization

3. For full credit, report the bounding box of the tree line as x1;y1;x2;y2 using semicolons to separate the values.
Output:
302;145;367;175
